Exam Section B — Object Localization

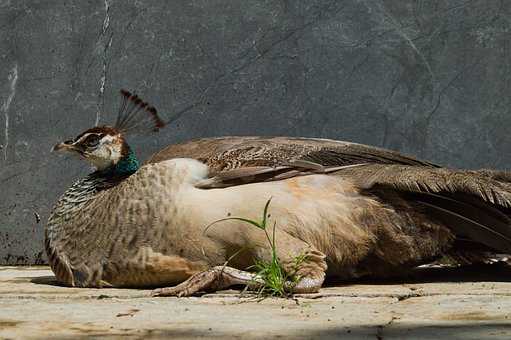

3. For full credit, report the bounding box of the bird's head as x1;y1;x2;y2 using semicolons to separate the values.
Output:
52;126;127;171
53;90;165;175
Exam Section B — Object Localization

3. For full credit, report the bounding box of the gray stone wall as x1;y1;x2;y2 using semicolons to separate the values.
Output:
1;0;510;264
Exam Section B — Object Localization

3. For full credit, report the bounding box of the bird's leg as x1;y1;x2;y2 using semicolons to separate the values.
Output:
151;266;263;297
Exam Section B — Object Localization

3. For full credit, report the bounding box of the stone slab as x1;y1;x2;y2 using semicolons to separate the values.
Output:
1;266;510;339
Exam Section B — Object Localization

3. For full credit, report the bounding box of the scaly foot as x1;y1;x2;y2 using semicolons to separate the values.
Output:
151;266;261;297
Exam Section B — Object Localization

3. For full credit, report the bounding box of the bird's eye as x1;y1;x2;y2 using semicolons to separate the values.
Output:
84;135;101;147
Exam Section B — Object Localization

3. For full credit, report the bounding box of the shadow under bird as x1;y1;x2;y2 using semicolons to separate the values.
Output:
47;90;511;296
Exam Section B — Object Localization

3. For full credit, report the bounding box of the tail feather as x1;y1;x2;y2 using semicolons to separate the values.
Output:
337;164;511;208
414;192;511;245
336;164;511;254
417;200;511;253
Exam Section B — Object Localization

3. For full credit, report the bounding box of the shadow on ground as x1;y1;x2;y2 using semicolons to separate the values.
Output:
30;275;63;286
44;322;511;340
26;262;511;291
326;262;511;287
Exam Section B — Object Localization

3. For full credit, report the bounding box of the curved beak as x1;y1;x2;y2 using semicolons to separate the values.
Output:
52;141;80;153
52;142;67;152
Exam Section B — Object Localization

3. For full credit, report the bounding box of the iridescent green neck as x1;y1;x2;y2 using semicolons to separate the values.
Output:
101;146;140;177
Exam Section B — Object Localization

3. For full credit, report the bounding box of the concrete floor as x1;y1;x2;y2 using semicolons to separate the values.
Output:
1;265;511;339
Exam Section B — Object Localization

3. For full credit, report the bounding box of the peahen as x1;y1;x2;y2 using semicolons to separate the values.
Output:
46;89;511;296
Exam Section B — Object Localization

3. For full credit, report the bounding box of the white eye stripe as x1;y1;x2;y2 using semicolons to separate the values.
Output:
100;135;116;144
74;133;93;144
74;133;104;145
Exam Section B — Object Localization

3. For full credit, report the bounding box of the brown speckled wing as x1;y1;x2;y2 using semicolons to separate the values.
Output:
145;136;438;173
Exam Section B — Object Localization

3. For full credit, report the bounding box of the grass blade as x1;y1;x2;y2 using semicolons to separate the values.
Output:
261;197;273;229
204;217;263;234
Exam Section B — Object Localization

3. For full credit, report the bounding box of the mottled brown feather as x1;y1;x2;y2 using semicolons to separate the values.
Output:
145;136;437;171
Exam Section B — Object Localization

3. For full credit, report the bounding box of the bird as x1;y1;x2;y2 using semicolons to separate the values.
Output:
46;89;511;296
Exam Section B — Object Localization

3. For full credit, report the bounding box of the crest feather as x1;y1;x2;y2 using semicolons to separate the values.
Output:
114;89;165;134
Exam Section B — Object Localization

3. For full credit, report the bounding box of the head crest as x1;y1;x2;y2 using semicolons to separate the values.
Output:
114;89;166;134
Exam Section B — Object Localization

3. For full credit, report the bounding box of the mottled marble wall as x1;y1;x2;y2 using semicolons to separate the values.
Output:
1;0;510;263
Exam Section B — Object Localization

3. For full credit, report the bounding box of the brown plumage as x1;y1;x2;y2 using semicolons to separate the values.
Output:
46;90;511;296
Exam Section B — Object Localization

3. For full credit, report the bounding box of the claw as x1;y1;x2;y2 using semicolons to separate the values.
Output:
151;287;182;297
150;288;164;297
150;270;218;297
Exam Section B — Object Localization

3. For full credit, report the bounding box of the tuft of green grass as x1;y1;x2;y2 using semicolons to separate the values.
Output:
206;198;303;297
